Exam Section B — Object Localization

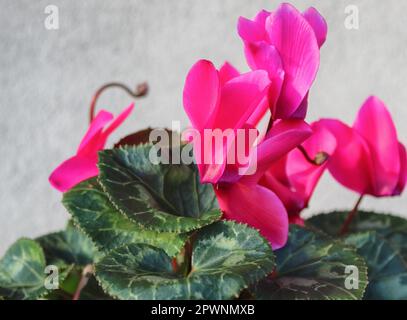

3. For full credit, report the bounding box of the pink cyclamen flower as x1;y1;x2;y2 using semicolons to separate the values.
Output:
259;122;337;224
183;60;312;248
49;104;134;192
320;96;406;197
238;3;327;119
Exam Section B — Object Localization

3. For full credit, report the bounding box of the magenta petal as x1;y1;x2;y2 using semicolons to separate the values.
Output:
77;110;113;153
237;16;266;42
319;119;375;195
244;42;283;78
261;168;305;216
219;62;240;86
353;96;400;195
303;7;328;48
49;155;99;192
290;93;308;119
216;182;289;249
394;143;407;195
285;122;336;203
183;60;220;131
254;120;312;176
213;70;270;130
102;103;135;138
254;9;271;26
266;3;320;119
243;42;285;118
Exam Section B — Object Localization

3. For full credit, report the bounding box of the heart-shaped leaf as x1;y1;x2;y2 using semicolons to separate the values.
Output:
98;145;222;233
344;232;407;300
63;178;187;257
306;211;407;261
0;239;53;299
36;222;98;267
95;221;275;300
250;225;368;300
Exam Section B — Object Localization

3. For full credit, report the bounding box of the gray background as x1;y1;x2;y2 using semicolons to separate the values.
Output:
1;0;406;254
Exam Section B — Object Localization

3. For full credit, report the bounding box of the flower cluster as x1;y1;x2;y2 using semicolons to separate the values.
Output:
181;3;406;249
49;3;406;251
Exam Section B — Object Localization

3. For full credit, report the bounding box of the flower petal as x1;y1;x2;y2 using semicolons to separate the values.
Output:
394;143;407;195
353;96;400;195
237;16;266;43
183;60;220;131
290;93;308;119
319;119;375;195
253;119;312;176
243;42;285;118
261;163;306;217
303;7;328;48
77;110;113;153
49;154;99;192
266;3;320;118
102;103;134;138
216;182;289;249
285;122;336;204
213;70;270;131
219;61;240;86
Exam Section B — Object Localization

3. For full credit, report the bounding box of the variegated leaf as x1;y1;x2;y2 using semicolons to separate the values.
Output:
63;178;187;257
0;239;52;299
36;222;98;266
251;225;368;300
344;232;407;300
306;211;407;261
97;145;221;233
95;221;274;300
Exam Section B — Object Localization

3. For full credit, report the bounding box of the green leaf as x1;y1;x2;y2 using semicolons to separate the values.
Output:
98;145;222;233
251;225;368;300
0;239;48;299
63;178;187;257
95;221;274;300
78;276;112;300
306;211;407;261
36;223;98;267
344;232;407;300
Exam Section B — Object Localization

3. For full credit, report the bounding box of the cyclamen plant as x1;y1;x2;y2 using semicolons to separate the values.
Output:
1;3;406;300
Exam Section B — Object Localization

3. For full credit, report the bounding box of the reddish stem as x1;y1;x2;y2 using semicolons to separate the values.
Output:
339;195;364;236
72;265;94;301
89;82;148;123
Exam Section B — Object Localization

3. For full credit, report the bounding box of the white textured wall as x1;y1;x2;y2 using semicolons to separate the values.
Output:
1;0;406;254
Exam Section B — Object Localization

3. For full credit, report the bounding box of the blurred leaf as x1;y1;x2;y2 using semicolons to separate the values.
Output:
344;232;407;300
251;225;368;300
0;239;54;299
36;223;98;267
306;211;407;261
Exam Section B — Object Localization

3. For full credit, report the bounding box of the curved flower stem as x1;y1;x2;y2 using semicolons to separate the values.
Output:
72;264;94;301
297;145;329;166
339;194;364;236
89;82;149;123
